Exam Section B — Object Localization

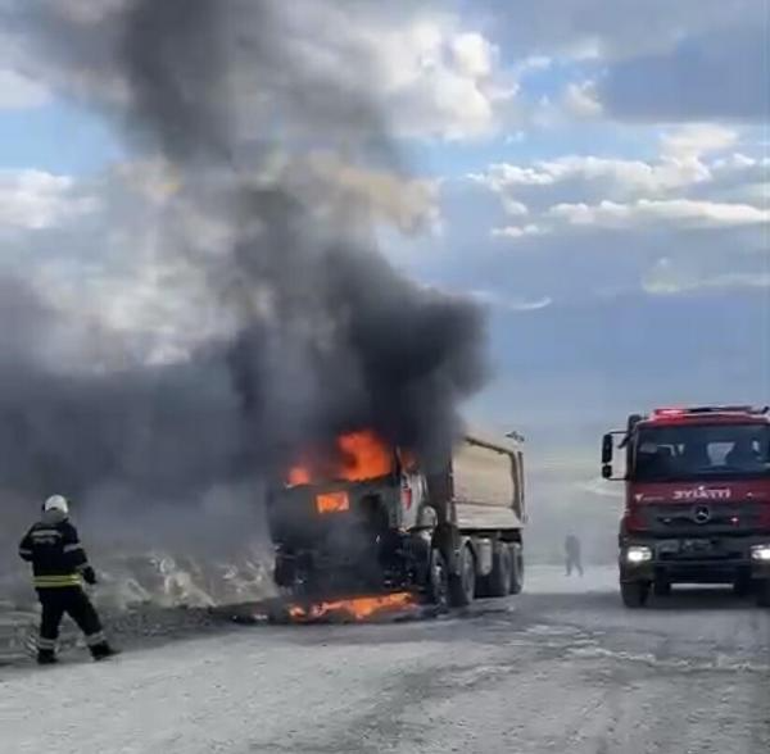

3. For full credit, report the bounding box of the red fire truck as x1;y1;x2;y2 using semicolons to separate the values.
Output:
602;406;770;608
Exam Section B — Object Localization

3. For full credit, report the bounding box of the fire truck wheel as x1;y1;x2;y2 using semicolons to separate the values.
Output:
449;545;476;607
485;544;513;598
620;581;650;608
509;543;524;595
427;548;450;611
755;580;770;607
733;576;752;598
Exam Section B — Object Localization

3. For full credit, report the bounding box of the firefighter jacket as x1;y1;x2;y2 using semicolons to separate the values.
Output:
18;510;93;589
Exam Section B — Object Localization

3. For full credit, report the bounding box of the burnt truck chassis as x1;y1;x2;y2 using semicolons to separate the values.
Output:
267;471;520;609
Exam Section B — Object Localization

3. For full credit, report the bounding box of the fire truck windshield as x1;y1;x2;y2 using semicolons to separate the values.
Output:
631;423;770;482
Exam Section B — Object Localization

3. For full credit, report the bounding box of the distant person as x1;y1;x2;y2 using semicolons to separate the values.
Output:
18;495;118;665
565;534;584;577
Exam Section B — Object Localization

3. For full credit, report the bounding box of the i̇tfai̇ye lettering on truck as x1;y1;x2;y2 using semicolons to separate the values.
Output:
602;405;770;608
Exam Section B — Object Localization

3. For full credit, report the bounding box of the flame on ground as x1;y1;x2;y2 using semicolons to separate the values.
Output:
288;430;394;487
288;592;416;622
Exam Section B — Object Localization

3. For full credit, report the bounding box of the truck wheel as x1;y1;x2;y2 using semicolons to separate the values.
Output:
621;581;650;608
756;580;770;607
486;544;513;598
653;579;671;597
273;554;295;589
427;548;449;611
509;543;524;595
449;545;476;607
733;576;752;598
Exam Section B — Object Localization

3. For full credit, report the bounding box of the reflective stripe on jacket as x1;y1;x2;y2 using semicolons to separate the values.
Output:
34;574;82;588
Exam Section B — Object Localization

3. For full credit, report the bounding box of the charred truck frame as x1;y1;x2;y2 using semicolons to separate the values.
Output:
267;430;526;610
602;406;770;608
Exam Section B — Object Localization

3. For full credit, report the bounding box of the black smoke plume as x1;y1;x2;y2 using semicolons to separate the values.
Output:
0;0;486;521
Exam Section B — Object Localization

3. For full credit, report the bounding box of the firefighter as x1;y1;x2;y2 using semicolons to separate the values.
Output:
564;533;584;577
18;494;118;665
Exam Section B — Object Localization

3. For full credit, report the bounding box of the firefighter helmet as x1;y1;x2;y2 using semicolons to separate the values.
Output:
43;494;69;515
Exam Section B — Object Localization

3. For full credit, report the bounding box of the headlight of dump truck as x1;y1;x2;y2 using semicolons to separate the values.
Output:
750;545;770;562
625;546;653;564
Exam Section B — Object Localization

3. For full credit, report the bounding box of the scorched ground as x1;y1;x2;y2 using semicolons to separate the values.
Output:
2;566;769;754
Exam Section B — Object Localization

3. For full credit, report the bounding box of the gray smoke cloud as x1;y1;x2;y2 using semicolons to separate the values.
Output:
0;0;487;525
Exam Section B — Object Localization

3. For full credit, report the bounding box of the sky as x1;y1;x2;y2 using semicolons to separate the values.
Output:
0;0;768;544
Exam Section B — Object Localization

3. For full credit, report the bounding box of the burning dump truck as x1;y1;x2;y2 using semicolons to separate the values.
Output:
266;429;526;618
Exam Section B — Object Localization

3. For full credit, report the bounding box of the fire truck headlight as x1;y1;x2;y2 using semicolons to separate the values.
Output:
750;545;770;562
626;546;653;564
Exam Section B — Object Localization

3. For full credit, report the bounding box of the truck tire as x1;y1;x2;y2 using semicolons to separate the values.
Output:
273;554;295;589
486;544;513;598
509;543;524;595
756;580;770;607
427;548;450;611
621;581;650;608
733;575;752;598
449;545;476;607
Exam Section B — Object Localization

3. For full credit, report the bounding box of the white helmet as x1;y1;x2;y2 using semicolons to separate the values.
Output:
44;494;69;515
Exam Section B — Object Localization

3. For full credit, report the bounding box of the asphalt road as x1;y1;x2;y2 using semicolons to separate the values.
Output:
2;566;769;754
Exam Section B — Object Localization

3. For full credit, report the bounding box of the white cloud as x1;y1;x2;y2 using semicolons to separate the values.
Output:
660;124;738;160
501;198;529;216
643;258;770;295
480;155;709;193
469;125;767;251
451;32;496;78
0;170;99;230
491;224;546;240
470;123;736;197
0;69;50;109
459;120;768;300
563;80;603;119
548;198;769;229
366;16;517;140
470;289;553;312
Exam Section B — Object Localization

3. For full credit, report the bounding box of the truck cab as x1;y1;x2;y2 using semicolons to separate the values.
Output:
602;406;770;607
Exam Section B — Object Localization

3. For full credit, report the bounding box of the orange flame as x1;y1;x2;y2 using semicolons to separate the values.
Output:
287;430;394;486
288;466;311;486
338;431;393;481
315;491;350;514
288;592;415;621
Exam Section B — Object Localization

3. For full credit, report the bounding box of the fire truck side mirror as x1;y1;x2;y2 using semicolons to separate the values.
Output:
601;463;613;480
601;434;614;465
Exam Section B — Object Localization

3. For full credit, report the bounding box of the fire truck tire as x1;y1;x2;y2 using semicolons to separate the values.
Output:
509;543;524;595
733;576;752;597
427;548;450;611
755;580;770;607
449;545;476;607
621;581;650;608
485;544;513;598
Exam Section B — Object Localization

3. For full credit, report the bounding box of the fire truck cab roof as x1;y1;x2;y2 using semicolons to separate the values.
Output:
637;405;770;427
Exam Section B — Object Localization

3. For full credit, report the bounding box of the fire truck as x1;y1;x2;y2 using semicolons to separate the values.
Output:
602;405;770;608
266;429;526;615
